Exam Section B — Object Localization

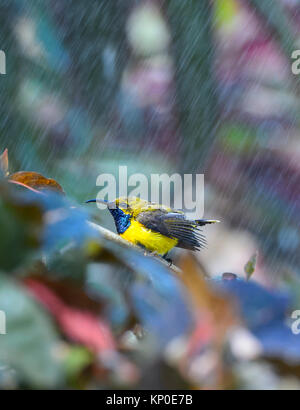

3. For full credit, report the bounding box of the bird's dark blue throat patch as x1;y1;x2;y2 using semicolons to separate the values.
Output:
109;208;131;234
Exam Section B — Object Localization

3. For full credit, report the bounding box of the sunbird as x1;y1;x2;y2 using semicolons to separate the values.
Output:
86;197;219;258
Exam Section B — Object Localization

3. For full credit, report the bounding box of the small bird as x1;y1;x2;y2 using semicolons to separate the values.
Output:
86;197;219;258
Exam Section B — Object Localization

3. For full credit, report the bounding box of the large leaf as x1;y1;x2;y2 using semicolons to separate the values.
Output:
0;273;64;388
215;277;300;363
0;181;89;271
0;183;43;271
9;171;64;194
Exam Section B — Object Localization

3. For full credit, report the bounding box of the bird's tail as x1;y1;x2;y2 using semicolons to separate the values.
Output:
195;219;220;226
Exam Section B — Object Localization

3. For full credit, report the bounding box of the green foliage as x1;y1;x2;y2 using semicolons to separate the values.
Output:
0;179;298;389
0;184;43;271
0;0;300;390
244;251;258;280
0;272;63;388
0;180;193;388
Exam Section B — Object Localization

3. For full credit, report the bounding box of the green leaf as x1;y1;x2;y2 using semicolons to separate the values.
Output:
0;183;43;271
214;0;237;27
244;251;258;281
64;346;93;380
0;273;64;388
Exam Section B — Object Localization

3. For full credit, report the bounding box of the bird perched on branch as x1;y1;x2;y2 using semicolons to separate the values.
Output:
86;197;219;259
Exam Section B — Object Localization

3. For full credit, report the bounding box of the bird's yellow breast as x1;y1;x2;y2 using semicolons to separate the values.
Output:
120;219;178;255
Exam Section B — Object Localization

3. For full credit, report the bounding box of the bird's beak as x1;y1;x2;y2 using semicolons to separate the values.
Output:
85;199;115;208
85;199;107;205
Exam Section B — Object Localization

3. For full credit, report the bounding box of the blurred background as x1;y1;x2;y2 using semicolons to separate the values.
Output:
1;0;300;390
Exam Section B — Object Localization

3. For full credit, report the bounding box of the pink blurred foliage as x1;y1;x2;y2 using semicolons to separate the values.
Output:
24;278;116;353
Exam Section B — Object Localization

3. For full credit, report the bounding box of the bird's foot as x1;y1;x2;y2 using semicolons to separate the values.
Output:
165;258;173;267
144;250;159;258
145;251;173;267
162;254;173;266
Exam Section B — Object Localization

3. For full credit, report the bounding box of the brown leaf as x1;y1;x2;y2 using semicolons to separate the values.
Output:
9;171;64;194
177;254;239;389
0;148;9;176
179;254;235;323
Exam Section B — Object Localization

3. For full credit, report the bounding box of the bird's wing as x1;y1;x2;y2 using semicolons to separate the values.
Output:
136;210;206;251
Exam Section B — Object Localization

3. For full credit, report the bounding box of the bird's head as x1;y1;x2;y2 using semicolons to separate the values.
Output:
86;196;170;234
86;197;153;234
86;196;150;217
86;197;134;233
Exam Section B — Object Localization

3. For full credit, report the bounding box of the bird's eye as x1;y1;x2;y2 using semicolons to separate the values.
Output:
119;201;128;209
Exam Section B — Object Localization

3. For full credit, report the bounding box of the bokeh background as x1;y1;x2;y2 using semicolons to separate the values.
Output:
1;0;300;390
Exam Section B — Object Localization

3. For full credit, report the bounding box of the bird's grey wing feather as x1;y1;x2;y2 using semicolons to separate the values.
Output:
136;210;206;251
